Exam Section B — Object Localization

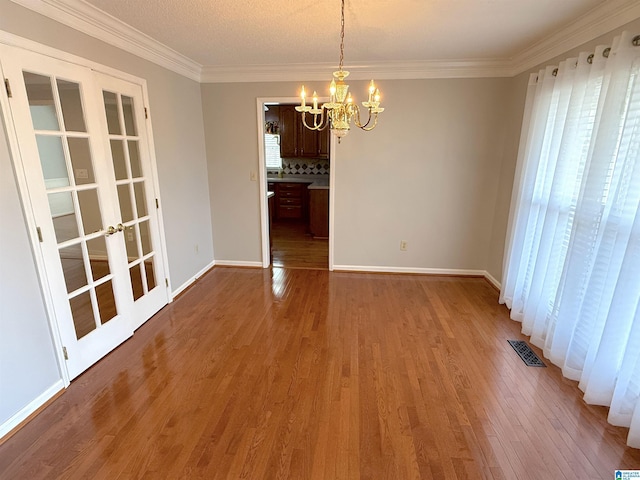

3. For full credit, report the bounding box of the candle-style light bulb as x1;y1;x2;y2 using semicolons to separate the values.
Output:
312;91;318;110
369;80;376;94
347;92;353;104
330;79;336;103
301;85;306;107
374;88;381;103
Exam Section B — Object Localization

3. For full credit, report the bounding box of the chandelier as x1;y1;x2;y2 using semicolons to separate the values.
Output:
295;0;384;141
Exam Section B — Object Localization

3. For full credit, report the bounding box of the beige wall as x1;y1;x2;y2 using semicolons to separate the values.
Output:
201;82;301;263
484;74;528;282
334;78;511;271
202;78;514;273
0;112;61;427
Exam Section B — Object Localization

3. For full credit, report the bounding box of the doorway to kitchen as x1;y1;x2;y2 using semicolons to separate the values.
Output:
257;98;334;270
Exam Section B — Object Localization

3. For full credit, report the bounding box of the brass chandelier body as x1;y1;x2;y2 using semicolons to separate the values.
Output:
295;0;384;140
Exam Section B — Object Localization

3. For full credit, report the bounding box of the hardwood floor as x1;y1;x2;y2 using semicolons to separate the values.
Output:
1;268;639;479
271;220;328;270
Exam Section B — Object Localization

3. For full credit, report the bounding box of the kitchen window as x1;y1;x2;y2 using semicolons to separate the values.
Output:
265;134;282;170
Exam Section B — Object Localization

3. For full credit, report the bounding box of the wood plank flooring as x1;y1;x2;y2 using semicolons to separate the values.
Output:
1;267;639;479
271;220;328;270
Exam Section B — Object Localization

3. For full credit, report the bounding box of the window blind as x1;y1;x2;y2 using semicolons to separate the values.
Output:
265;134;282;169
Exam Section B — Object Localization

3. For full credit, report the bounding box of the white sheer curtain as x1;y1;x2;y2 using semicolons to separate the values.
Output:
501;31;640;448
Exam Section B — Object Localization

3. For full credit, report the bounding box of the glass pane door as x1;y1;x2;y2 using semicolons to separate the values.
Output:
1;47;168;379
23;72;120;340
103;91;158;303
95;73;168;327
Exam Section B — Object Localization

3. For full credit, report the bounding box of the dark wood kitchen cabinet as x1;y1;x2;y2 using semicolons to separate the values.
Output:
279;105;329;159
318;127;329;158
299;121;319;158
309;189;329;238
279;106;298;158
270;182;310;221
268;182;277;220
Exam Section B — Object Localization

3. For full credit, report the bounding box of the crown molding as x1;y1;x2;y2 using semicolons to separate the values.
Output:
8;0;640;83
510;0;640;75
9;0;202;81
200;59;514;83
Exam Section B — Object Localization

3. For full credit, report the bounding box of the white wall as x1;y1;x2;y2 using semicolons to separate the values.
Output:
0;0;213;428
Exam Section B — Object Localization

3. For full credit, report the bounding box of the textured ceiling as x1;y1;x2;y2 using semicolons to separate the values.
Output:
82;0;608;68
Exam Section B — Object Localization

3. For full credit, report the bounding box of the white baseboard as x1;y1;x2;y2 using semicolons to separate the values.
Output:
332;265;487;276
171;260;215;297
171;261;502;296
332;264;502;290
213;260;263;268
484;272;502;290
170;259;264;297
0;380;64;440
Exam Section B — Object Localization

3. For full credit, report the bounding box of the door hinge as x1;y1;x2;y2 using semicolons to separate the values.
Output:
36;226;43;243
155;198;159;209
63;347;68;360
165;278;169;287
144;107;148;119
4;78;12;98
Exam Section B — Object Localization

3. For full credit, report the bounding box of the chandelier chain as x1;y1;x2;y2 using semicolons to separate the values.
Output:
339;0;345;71
295;0;383;140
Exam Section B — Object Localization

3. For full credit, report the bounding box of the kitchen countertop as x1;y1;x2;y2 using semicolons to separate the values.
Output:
267;174;329;190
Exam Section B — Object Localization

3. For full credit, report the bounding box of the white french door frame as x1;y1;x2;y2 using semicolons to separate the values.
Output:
256;96;336;270
0;31;173;386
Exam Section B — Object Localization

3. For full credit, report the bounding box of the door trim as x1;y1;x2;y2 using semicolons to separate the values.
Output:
0;34;172;383
0;58;71;386
256;97;336;271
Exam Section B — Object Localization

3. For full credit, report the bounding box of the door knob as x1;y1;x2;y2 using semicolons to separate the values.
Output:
105;224;124;236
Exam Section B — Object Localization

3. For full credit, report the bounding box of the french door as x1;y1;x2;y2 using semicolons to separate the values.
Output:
1;47;169;379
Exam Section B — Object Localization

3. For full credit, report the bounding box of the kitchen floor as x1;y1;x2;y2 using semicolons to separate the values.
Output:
271;220;328;269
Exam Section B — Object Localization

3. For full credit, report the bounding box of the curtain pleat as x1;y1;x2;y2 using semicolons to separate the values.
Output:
501;31;640;448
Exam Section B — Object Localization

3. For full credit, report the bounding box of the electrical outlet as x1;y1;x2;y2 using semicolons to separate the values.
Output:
250;171;257;181
400;240;408;251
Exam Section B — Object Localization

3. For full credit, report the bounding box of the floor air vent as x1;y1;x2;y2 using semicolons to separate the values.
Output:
507;340;546;367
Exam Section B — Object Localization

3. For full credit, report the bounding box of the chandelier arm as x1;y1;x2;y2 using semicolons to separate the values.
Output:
318;118;332;131
359;114;379;131
352;106;373;129
301;111;327;131
314;107;334;131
